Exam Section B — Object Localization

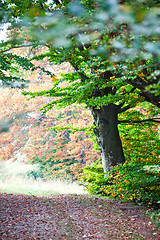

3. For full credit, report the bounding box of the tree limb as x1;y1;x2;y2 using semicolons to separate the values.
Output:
125;77;160;108
118;104;131;113
70;62;89;82
110;70;160;108
118;118;160;124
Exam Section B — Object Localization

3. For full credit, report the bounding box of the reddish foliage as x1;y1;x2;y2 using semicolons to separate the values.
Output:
0;193;159;239
0;60;100;179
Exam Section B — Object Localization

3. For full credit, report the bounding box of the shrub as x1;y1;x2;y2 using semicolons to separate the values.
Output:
80;160;160;204
80;122;160;205
149;209;160;228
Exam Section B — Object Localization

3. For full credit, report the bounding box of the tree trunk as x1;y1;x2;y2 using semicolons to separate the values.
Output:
90;104;125;173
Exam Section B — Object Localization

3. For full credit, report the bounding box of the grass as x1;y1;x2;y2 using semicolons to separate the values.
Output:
0;161;86;196
0;177;86;196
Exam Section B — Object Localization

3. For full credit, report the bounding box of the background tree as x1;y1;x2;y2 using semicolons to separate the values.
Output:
0;0;160;173
0;55;100;180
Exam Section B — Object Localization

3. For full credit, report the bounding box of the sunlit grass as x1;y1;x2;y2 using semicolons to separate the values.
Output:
0;161;86;196
0;176;86;196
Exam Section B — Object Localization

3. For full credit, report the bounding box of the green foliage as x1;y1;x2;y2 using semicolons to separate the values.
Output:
80;123;160;204
118;109;159;162
0;51;32;87
27;168;44;180
149;209;160;228
81;159;160;204
30;150;81;181
1;0;160;105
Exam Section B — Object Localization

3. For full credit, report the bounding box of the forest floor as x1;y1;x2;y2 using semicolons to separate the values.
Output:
0;193;160;240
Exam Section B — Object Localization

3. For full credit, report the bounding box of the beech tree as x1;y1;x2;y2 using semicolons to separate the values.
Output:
0;0;160;173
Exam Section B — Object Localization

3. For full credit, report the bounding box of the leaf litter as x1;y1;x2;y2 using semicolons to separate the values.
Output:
0;193;159;239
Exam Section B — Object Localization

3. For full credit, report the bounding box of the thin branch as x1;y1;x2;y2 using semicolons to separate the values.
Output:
53;0;62;5
137;63;159;71
109;70;160;108
118;104;131;113
0;42;47;54
107;86;117;95
0;44;36;54
70;62;89;82
130;87;136;93
118;118;160;124
125;77;160;108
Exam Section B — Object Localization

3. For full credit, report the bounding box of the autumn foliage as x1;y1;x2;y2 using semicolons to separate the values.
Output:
80;122;160;205
0;59;100;180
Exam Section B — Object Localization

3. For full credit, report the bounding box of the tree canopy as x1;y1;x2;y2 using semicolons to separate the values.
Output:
0;0;159;173
0;0;160;104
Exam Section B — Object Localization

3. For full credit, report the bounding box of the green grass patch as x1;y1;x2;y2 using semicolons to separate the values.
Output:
0;161;86;196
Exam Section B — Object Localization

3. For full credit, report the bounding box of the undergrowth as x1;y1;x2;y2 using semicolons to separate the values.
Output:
80;122;160;217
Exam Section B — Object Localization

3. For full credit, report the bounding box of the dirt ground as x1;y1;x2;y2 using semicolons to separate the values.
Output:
0;193;159;239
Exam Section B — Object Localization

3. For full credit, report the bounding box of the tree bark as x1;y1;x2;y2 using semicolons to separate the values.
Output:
90;104;125;173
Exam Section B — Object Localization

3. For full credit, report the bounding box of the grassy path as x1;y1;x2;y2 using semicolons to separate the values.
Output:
0;193;160;239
